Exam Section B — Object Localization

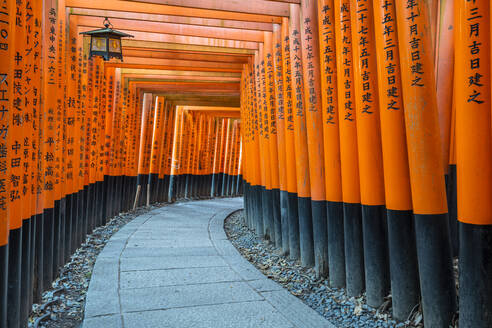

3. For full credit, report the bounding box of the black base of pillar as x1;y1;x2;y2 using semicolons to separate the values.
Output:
52;199;61;278
298;196;314;267
0;243;8;328
64;194;72;264
343;202;365;297
458;222;492;328
261;188;273;240
20;219;32;326
254;186;264;238
287;192;300;260
312;200;328;277
279;190;289;255
386;209;420;321
33;213;43;303
414;213;456;327
446;165;458;257
7;227;22;328
361;205;390;308
42;208;54;289
272;189;281;248
327;201;345;288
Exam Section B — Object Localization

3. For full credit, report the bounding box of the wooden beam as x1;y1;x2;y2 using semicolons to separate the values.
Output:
121;57;243;70
121;74;241;82
69;8;274;31
119;68;241;77
122;39;255;55
78;26;259;50
76;16;264;42
122;48;249;63
119;0;289;16
65;0;282;23
106;62;241;73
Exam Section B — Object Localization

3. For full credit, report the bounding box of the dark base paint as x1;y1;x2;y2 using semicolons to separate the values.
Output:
254;185;263;238
7;227;21;328
42;208;54;289
53;199;61;278
261;187;273;240
326;201;345;288
311;200;328;278
287;192;300;260
272;189;281;248
361;205;390;308
458;222;492;328
386;209;420;321
20;219;32;325
445;165;458;257
414;213;456;328
298;196;314;268
279;190;289;255
0;243;8;328
33;213;43;303
343;202;365;297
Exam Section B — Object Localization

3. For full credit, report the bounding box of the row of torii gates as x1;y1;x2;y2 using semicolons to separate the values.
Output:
0;0;491;328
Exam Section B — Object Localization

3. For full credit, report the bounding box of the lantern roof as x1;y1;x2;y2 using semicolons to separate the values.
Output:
80;27;134;38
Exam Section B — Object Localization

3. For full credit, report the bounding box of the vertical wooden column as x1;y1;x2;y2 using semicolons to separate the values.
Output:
317;0;345;288
168;106;182;202
349;0;390;307
264;31;281;246
135;93;152;208
300;0;328;277
0;0;11;326
289;4;314;267
148;96;164;204
254;52;266;238
20;0;35;320
31;0;43;303
7;0;25;324
395;1;456;326
455;1;492;327
155;102;169;202
372;0;420;320
436;0;458;256
273;23;289;254
334;0;364;297
281;18;300;260
40;0;59;303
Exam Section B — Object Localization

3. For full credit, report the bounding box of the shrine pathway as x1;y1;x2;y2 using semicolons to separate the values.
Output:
82;198;333;328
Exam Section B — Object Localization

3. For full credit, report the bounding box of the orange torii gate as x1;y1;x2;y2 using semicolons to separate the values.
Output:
0;1;491;328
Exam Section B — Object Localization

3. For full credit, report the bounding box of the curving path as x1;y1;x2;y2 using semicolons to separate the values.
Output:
82;198;333;328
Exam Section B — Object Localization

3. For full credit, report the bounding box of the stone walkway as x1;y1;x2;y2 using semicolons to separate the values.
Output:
82;198;333;328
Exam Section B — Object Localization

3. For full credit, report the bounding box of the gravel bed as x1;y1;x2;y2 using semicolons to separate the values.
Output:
28;203;164;328
224;210;433;328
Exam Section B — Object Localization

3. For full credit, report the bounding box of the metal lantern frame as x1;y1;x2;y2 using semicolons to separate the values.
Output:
80;17;134;61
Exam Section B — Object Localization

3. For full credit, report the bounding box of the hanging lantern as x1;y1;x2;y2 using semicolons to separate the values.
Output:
80;17;134;61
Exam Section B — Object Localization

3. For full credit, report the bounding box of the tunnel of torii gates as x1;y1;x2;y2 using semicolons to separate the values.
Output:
0;0;491;327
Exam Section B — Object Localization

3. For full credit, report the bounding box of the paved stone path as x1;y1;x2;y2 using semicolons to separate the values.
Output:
82;198;333;328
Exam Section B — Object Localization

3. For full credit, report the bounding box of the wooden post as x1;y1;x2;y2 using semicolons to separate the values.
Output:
395;0;457;325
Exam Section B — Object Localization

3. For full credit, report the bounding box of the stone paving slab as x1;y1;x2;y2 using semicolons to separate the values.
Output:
83;198;334;328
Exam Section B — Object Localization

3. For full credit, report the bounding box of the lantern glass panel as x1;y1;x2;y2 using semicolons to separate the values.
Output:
109;38;121;53
92;36;107;52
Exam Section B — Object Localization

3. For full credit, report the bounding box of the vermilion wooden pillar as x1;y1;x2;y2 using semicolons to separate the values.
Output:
334;0;364;297
317;0;345;288
395;1;457;326
372;0;420;320
455;1;492;327
299;0;329;277
289;4;314;267
0;0;11;326
349;0;389;307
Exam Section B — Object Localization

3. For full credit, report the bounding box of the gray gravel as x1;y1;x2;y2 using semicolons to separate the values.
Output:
224;211;429;328
28;203;165;328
